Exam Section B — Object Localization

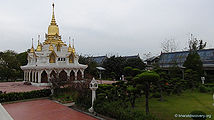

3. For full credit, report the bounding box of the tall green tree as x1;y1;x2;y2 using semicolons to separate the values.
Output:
79;55;98;79
16;51;28;66
102;56;126;80
124;58;145;70
183;34;205;88
134;71;160;115
0;50;20;81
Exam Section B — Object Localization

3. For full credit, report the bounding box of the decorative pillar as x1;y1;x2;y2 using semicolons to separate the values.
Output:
46;70;51;83
38;71;42;83
25;71;28;81
74;70;78;80
88;78;98;113
65;70;71;81
80;69;84;79
34;71;37;83
23;71;26;81
28;71;31;82
32;71;35;82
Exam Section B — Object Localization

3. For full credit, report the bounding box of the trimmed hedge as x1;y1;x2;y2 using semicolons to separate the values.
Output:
0;89;51;103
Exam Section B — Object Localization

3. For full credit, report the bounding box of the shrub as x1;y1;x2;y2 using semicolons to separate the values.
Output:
190;110;206;120
94;100;158;120
0;89;51;103
152;92;161;98
204;83;214;88
199;85;208;93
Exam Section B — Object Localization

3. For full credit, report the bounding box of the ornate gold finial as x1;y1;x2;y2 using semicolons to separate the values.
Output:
49;44;54;51
68;37;72;52
30;38;35;53
72;38;75;53
51;3;56;25
36;35;42;52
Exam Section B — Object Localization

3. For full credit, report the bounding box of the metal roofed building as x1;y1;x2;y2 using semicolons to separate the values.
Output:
159;49;214;70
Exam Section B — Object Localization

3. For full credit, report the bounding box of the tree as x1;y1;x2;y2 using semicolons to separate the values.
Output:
79;55;98;79
183;52;203;74
16;51;28;66
124;57;145;70
0;50;20;81
134;71;160;115
127;86;140;108
102;56;126;80
183;34;204;88
188;34;206;51
161;38;177;53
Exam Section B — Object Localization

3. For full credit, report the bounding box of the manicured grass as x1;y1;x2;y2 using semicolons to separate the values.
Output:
135;90;214;120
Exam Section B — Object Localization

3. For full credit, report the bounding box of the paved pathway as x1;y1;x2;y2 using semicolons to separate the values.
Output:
0;103;13;120
3;99;98;120
0;82;46;93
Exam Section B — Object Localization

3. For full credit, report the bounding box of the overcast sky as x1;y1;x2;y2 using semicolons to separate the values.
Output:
0;0;214;59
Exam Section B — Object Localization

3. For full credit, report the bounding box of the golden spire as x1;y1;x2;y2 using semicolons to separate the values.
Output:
30;38;35;53
68;37;72;52
48;3;59;36
72;38;75;53
36;35;42;52
51;3;56;25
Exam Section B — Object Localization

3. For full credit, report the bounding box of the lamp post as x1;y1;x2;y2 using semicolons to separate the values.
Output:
89;78;98;113
201;77;205;84
96;67;105;84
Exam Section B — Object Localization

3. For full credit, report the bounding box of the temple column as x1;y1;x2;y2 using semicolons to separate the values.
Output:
25;71;27;81
65;70;71;81
38;71;42;83
32;71;35;82
23;71;26;81
28;71;31;82
34;71;37;83
80;69;84;79
73;70;78;80
46;70;51;83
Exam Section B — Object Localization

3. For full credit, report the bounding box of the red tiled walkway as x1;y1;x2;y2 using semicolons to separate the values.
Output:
3;99;98;120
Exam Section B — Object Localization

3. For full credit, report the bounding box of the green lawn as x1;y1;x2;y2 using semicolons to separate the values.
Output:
135;90;214;120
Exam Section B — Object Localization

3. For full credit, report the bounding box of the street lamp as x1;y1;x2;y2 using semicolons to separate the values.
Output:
201;77;205;84
88;77;98;113
96;67;105;84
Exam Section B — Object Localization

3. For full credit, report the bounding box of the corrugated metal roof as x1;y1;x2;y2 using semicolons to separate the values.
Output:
159;49;214;68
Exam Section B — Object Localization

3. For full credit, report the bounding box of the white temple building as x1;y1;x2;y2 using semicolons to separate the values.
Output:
21;3;88;86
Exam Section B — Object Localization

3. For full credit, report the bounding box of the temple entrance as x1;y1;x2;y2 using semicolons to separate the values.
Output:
41;71;48;83
50;70;57;78
70;71;75;81
59;70;67;81
77;70;82;80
